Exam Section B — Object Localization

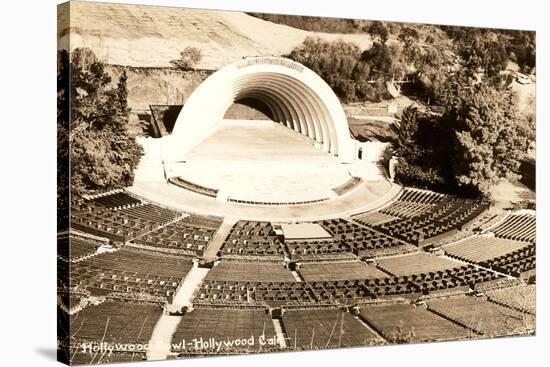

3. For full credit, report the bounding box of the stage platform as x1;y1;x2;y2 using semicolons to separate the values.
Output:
133;119;398;220
164;120;384;204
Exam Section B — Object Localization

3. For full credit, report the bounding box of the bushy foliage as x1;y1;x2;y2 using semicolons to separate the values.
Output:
367;21;389;42
170;47;202;70
442;73;526;195
394;75;531;196
57;48;143;196
443;26;536;80
392;106;453;192
248;13;366;33
288;37;393;102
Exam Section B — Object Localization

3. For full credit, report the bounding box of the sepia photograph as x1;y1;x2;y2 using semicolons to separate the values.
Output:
56;1;536;365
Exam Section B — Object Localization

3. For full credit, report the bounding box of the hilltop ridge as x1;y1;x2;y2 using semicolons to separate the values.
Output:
58;1;372;69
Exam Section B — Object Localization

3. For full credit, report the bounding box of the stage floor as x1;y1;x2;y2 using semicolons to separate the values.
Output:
169;120;355;203
134;119;397;219
184;120;336;162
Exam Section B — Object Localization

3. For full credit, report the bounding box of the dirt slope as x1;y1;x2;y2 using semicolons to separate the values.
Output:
58;1;372;69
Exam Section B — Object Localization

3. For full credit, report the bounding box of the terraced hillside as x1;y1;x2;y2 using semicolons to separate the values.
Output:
58;2;372;69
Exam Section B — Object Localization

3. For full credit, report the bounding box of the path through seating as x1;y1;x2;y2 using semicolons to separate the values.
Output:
147;264;211;360
272;318;288;348
202;218;238;260
147;314;182;361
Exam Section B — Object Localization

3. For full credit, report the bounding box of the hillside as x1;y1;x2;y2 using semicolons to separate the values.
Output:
58;1;372;69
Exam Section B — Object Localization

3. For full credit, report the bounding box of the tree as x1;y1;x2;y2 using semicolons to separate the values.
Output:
58;48;143;195
442;74;526;195
288;37;381;103
57;50;70;230
398;27;419;49
367;21;389;42
170;47;202;70
394;106;420;160
391;106;450;191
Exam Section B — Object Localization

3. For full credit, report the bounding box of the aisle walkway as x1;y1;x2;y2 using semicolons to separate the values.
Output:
202;218;237;261
147;264;211;361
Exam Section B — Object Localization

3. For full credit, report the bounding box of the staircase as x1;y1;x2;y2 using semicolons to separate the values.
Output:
147;264;211;361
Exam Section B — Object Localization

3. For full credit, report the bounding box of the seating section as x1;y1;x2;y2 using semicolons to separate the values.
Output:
389;265;503;295
171;306;276;353
298;261;388;281
281;307;381;348
70;301;162;345
428;296;535;335
69;352;144;365
352;211;397;226
485;284;536;314
444;236;530;263
69;248;193;302
481;244;535;278
118;204;181;224
197;280;371;305
285;238;352;259
319;219;409;257
373;197;489;245
197;263;505;305
359;303;471;342
63;188;537;350
90;191;142;209
491;214;536;243
376;252;461;276
206;260;295;282
220;221;285;258
71;198;165;243
378;189;445;218
67;235;103;261
133;214;221;256
353;189;489;246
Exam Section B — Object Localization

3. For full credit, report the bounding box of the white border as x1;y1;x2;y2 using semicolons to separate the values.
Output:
0;0;546;366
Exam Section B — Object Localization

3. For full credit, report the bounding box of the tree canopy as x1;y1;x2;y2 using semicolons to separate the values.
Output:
57;48;143;196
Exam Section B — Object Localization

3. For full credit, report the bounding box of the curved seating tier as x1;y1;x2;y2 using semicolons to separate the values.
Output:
133;215;221;256
71;199;160;243
427;296;534;336
68;248;194;302
171;306;276;353
89;191;143;209
285;238;352;259
196;263;505;306
485;284;536;314
375;252;461;277
359;302;471;342
491;214;536;243
281;307;382;348
206;260;295;282
70;301;162;344
357;196;490;246
297;261;388;281
444;236;530;263
319;219;411;257
220;221;286;258
58;234;103;262
480;244;535;279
